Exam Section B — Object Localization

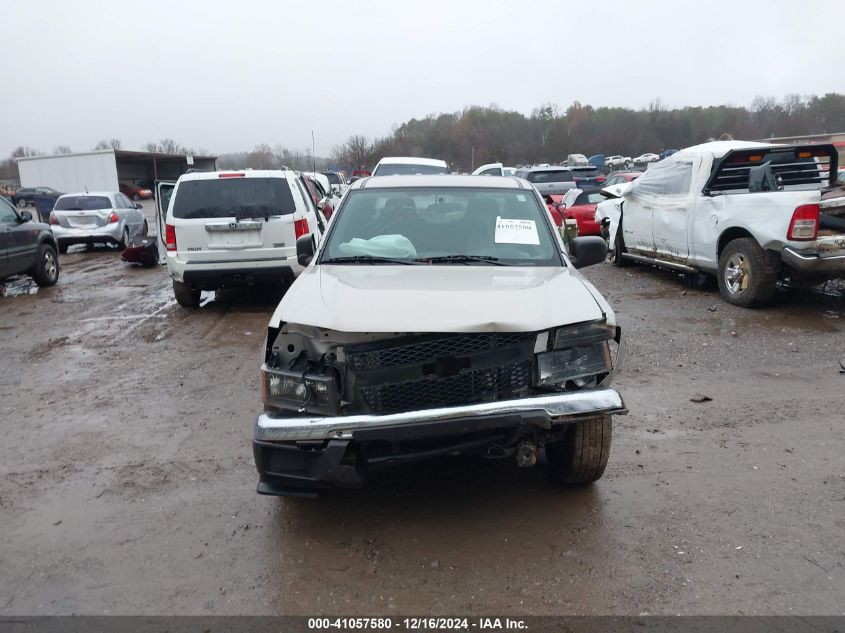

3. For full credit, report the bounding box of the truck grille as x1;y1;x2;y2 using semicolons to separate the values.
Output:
345;333;536;414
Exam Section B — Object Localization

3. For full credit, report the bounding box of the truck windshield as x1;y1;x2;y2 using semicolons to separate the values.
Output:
527;170;573;184
373;163;449;176
321;187;560;266
172;177;296;219
54;196;111;210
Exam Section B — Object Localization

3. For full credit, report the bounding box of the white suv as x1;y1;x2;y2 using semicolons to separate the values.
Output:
158;169;325;307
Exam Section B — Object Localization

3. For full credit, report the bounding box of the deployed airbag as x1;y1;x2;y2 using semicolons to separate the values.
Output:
337;235;418;258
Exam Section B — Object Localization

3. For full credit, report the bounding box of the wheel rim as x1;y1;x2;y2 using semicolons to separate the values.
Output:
43;250;58;281
724;253;750;294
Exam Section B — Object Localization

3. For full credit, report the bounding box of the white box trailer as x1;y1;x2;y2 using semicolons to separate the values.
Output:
16;150;218;193
18;151;119;192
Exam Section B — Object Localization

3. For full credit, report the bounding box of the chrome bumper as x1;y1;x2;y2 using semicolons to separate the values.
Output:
255;388;627;442
782;247;845;273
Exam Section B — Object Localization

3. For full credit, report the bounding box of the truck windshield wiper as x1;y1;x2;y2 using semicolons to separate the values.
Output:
418;254;506;265
321;255;420;265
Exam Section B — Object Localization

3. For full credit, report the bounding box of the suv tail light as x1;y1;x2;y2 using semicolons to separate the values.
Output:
165;223;177;251
107;211;119;223
49;212;58;225
787;204;819;241
294;218;309;239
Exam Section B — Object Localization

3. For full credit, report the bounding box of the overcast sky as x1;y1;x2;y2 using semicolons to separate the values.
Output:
2;0;843;157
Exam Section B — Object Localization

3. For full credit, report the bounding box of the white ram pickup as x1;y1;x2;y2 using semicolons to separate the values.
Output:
596;140;845;307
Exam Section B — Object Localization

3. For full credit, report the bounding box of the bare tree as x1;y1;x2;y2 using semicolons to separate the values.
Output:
246;144;275;170
158;139;182;154
11;146;43;158
53;145;73;154
143;141;160;153
334;135;372;170
93;139;122;150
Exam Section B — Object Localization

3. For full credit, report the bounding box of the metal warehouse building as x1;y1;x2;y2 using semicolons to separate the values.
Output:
16;149;217;192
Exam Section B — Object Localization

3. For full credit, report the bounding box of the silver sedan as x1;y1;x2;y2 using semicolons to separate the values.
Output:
50;191;147;253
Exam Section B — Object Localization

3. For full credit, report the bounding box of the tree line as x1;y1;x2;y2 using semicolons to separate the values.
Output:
3;93;843;184
330;93;845;172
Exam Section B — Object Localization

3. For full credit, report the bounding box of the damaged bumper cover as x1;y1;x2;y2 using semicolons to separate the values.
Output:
253;388;626;496
781;247;845;273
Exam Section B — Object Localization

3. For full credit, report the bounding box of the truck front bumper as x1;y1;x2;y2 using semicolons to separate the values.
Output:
781;247;845;273
254;389;626;496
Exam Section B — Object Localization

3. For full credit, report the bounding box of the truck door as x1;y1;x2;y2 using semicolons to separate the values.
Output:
648;160;696;260
155;181;176;264
619;176;656;253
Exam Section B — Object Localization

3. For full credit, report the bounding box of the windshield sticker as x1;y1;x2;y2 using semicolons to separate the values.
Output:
494;217;540;245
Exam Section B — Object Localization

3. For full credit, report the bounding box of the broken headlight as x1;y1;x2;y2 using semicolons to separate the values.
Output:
551;320;615;348
261;365;340;415
534;321;615;387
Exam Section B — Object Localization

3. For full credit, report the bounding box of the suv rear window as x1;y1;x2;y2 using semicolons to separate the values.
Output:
527;170;573;184
172;177;296;219
374;163;449;176
323;172;341;184
570;167;600;178
55;196;111;210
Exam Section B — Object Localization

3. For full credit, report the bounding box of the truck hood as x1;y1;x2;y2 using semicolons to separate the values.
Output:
270;265;607;333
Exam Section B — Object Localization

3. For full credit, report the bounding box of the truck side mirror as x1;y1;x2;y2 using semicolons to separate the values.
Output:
296;234;316;267
18;210;32;222
569;236;607;269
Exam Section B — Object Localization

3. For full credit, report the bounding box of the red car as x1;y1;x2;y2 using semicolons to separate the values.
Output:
119;182;153;200
603;171;642;187
552;189;607;236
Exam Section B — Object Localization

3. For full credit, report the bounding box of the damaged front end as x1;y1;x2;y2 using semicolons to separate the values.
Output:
254;322;625;496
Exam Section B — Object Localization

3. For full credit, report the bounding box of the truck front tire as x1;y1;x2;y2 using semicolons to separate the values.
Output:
173;280;201;308
717;238;778;307
31;243;60;286
546;415;612;485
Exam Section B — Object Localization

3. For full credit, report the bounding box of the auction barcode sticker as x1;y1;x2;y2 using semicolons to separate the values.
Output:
494;217;540;245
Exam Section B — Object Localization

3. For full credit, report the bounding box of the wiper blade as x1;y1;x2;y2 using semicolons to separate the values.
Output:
418;254;506;265
321;255;420;265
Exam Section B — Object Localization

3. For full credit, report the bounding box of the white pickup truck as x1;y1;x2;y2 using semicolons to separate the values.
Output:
596;140;845;306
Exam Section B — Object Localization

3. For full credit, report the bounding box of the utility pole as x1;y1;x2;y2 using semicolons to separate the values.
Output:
471;146;475;171
311;131;317;173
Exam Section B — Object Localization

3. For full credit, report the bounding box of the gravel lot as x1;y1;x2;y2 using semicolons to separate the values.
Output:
1;206;843;615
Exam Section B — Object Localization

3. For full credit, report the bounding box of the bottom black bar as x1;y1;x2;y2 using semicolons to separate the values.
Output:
2;617;845;633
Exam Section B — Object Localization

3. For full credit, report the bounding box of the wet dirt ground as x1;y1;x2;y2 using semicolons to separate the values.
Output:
1;210;843;615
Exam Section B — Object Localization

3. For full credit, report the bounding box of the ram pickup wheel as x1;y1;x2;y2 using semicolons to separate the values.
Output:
16;198;27;208
173;280;201;308
718;238;777;307
546;415;612;484
31;243;59;286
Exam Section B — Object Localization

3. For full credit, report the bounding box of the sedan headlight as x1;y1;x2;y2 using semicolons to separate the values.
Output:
261;364;340;414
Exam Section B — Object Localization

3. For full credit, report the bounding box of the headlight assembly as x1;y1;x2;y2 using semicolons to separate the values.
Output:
551;320;615;348
261;364;340;414
534;342;613;387
535;320;617;388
